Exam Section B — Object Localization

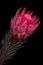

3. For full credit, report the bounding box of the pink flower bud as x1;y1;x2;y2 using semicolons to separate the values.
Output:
10;8;40;41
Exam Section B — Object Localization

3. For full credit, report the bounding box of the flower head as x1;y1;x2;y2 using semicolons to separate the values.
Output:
10;8;40;41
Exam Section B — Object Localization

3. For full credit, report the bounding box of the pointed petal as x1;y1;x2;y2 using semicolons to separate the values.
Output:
27;11;31;14
13;8;22;24
29;12;33;16
34;18;39;24
21;8;26;15
33;21;40;31
16;7;22;15
32;15;37;23
35;21;40;28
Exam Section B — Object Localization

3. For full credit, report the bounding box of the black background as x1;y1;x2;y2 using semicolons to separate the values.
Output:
0;0;43;65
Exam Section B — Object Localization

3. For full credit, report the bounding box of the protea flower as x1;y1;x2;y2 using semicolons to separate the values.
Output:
0;8;40;65
10;8;40;41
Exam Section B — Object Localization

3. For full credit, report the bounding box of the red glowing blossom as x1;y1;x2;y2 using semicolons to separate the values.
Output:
10;8;40;41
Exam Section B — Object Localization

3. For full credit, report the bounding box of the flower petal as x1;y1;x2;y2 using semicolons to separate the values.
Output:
32;15;37;23
21;8;26;15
